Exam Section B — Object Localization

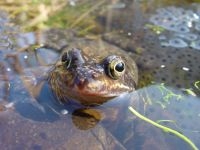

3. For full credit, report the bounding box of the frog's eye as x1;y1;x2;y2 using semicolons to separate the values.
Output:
107;57;125;79
61;52;71;68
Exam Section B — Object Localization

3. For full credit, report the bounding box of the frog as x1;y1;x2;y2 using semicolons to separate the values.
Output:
0;10;140;149
48;39;138;105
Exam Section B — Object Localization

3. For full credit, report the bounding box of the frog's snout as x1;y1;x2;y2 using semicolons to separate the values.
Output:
74;76;88;90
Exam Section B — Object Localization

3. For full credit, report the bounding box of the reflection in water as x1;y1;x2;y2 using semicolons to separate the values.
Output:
72;108;102;130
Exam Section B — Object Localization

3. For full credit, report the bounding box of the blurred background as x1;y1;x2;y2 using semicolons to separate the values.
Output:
1;0;200;35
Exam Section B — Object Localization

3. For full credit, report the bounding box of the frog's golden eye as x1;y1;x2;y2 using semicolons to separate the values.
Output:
107;57;125;80
61;52;71;68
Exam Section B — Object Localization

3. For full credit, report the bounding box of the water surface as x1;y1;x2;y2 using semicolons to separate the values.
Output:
0;0;200;150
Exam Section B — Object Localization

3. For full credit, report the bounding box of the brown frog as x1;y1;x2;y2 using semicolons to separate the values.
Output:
48;39;138;105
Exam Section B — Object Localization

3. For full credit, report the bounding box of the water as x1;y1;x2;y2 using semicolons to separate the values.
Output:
0;0;200;150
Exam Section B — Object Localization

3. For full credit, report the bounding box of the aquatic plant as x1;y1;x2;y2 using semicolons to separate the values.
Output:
194;81;200;91
128;106;199;150
145;24;165;34
157;83;182;103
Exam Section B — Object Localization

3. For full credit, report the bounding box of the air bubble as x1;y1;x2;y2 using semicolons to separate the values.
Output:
193;13;199;20
24;55;28;59
182;67;190;71
61;109;68;115
187;21;193;28
6;68;11;72
160;65;165;68
127;32;132;36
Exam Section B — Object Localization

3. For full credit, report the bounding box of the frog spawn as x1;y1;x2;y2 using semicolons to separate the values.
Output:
149;6;200;50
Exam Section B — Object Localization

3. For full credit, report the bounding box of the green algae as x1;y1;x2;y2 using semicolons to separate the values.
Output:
145;24;165;34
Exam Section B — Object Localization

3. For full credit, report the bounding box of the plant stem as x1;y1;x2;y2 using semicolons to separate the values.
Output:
128;106;199;150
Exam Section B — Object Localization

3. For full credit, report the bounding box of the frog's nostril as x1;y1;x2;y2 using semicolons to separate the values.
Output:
76;77;87;89
92;72;98;78
79;78;85;84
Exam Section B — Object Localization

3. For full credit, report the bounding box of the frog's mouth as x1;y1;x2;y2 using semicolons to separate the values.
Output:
48;61;136;105
64;78;134;105
65;88;130;105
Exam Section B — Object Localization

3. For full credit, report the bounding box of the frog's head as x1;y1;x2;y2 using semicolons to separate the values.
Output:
48;48;138;105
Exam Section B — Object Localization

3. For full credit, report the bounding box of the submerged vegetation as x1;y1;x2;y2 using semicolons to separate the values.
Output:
131;83;200;149
128;106;199;150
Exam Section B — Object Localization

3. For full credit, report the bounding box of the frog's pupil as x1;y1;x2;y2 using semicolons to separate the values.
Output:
115;62;124;72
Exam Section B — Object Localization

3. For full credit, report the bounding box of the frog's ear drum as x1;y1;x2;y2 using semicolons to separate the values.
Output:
106;56;125;80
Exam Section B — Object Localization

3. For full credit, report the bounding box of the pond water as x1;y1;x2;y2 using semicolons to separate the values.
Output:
0;0;200;150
